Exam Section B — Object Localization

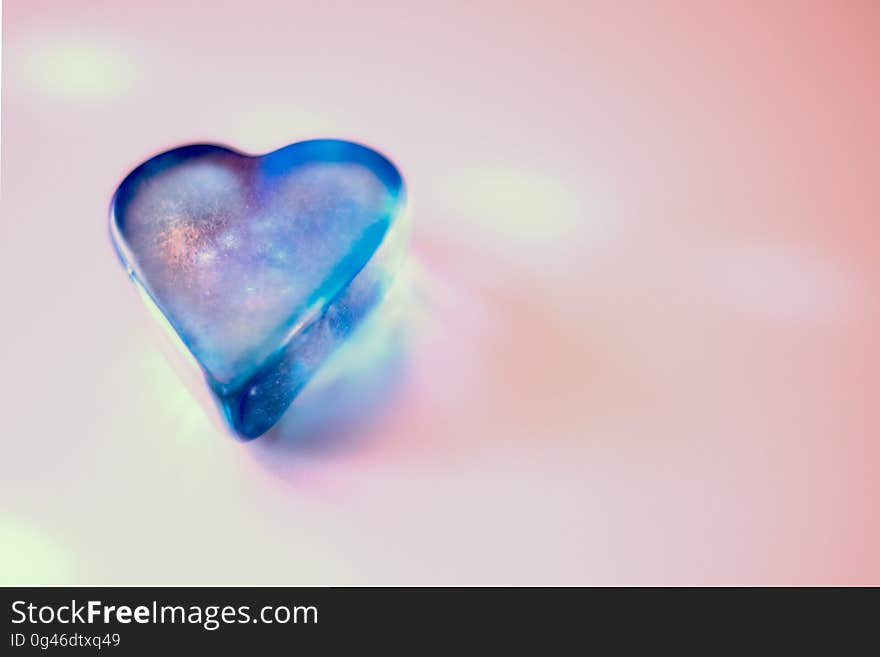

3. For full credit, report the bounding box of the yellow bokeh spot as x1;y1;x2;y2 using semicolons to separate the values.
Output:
23;40;134;101
445;168;582;242
0;519;74;585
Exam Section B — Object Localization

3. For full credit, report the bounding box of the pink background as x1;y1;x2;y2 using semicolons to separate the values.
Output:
2;0;878;584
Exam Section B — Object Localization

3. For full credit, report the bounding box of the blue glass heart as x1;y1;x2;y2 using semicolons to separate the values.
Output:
110;140;407;439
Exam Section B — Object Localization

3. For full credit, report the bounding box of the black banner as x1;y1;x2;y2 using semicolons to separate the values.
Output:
1;587;875;651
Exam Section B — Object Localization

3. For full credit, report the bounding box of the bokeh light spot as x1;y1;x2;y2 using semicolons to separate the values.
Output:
442;168;583;243
22;40;134;101
0;519;74;585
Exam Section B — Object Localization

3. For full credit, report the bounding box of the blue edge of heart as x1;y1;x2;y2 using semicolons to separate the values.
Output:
109;139;406;440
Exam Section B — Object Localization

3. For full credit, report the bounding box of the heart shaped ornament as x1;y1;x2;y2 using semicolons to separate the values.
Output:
111;140;407;439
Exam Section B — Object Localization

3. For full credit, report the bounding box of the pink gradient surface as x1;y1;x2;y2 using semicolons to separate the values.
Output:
2;1;878;584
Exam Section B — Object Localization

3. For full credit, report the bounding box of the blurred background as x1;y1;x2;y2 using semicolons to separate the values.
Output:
1;0;878;585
